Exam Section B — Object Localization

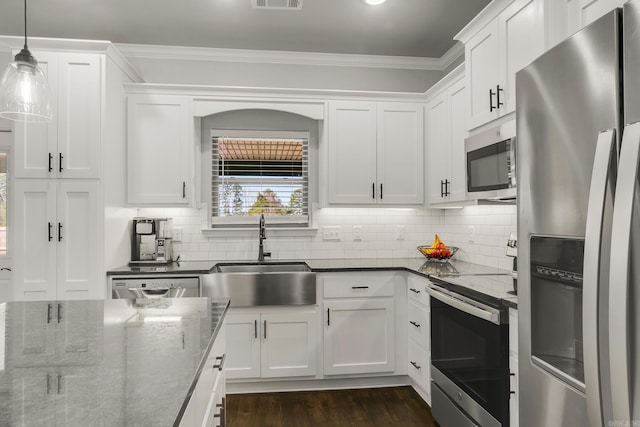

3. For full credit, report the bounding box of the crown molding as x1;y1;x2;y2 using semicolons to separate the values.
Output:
0;36;144;83
115;43;451;71
425;63;465;101
454;0;515;44
439;42;465;70
123;83;428;102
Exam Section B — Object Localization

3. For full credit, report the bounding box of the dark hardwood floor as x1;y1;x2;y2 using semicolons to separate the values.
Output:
226;386;439;427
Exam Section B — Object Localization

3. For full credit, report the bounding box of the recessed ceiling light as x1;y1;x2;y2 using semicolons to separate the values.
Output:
362;0;387;5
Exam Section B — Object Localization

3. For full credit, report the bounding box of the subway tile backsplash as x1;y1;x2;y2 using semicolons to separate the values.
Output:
137;204;516;270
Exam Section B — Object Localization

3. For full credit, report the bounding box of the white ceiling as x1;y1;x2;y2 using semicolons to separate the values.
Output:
0;0;490;58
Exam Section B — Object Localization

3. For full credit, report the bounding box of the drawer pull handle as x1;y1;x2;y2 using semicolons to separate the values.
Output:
327;308;330;326
351;286;369;290
214;353;226;371
409;288;420;294
409;321;421;328
410;361;421;370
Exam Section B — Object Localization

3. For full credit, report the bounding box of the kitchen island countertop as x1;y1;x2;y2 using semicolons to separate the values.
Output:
0;297;229;426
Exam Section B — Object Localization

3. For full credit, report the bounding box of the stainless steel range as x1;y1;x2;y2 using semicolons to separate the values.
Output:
426;276;510;427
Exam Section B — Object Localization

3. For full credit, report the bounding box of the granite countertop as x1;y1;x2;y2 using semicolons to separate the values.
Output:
107;257;517;308
0;297;229;426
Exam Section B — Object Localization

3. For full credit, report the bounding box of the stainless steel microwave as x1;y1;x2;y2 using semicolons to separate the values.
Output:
465;120;516;200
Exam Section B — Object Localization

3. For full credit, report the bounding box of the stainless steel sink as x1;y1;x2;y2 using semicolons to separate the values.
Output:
201;262;316;307
214;262;311;273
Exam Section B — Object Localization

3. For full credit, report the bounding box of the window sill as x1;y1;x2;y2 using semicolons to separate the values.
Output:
201;227;319;237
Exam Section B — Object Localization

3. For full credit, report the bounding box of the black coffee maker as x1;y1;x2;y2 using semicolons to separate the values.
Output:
130;217;173;265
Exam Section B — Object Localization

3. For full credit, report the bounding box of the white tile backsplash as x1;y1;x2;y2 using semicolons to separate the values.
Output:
137;203;516;269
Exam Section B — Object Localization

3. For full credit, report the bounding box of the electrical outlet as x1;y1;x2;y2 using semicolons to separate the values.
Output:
323;226;342;241
396;225;405;240
468;225;475;243
353;226;363;241
173;227;183;242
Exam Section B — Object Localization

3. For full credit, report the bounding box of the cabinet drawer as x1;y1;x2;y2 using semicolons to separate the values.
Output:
407;275;429;306
408;300;429;349
408;340;430;396
322;274;395;298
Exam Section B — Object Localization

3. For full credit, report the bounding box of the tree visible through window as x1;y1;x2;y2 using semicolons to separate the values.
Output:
211;135;309;226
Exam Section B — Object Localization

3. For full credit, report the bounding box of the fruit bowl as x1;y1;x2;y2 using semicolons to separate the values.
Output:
417;245;459;262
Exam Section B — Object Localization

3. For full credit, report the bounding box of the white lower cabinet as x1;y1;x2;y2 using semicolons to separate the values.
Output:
323;299;395;376
407;274;431;403
225;307;318;380
181;318;227;427
509;307;519;427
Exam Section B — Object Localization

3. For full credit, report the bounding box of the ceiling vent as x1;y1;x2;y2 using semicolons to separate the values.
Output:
252;0;303;10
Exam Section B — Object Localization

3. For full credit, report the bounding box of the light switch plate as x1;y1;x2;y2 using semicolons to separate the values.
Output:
173;227;183;242
323;226;342;241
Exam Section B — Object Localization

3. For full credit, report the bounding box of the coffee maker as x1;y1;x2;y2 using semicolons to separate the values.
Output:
130;218;173;265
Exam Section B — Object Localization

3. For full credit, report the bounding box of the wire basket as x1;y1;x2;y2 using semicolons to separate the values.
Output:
417;245;459;262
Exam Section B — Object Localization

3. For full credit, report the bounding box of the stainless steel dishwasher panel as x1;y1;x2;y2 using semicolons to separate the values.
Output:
201;271;317;307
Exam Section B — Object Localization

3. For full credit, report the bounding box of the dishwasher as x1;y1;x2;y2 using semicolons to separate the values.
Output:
111;276;200;299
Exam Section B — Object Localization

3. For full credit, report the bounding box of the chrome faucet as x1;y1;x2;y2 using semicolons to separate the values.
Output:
258;214;271;262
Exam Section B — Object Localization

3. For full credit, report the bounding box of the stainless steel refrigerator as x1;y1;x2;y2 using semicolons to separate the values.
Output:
516;3;640;426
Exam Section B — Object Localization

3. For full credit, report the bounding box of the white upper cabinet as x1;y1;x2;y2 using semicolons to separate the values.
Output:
376;103;424;205
127;94;193;205
563;0;627;39
14;52;102;179
327;102;377;204
426;68;469;206
458;0;545;130
328;101;424;205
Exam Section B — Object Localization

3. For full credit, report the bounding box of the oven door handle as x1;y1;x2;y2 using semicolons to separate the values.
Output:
425;285;500;325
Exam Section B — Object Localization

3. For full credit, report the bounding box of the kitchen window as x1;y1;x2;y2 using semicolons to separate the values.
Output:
210;131;309;227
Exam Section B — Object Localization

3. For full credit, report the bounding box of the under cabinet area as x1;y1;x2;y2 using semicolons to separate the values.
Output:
327;101;424;205
12;180;102;300
127;94;195;205
225;307;318;380
13;52;102;179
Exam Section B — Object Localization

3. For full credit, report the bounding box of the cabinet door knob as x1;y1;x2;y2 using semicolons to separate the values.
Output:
327;308;330;326
59;153;64;173
48;222;53;242
380;183;383;200
372;182;375;199
409;320;421;328
48;153;53;173
410;361;421;370
58;223;63;242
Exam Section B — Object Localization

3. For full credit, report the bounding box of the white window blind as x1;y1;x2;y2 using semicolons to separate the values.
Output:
211;136;309;226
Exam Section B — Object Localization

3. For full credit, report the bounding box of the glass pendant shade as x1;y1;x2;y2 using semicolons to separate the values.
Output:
0;49;53;123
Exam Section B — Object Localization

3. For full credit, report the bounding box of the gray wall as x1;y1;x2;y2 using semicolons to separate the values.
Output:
126;57;445;93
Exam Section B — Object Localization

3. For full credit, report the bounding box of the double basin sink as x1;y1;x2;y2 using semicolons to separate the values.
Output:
201;262;316;307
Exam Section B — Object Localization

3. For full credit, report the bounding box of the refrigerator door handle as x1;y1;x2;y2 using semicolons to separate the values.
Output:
609;122;640;424
583;128;617;427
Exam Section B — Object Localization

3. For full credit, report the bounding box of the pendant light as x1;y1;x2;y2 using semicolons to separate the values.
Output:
0;0;52;122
